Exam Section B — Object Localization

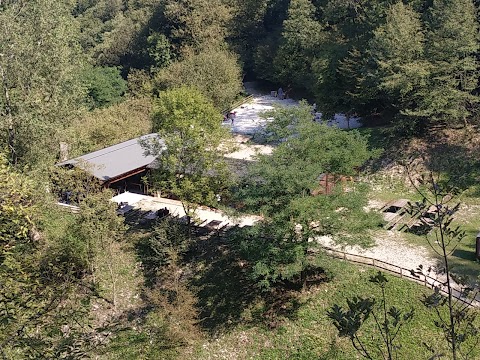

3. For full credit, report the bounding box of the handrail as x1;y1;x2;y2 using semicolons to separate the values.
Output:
321;246;480;308
222;94;254;115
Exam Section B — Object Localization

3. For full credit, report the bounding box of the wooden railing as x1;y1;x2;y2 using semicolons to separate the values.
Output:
322;246;480;308
222;94;254;115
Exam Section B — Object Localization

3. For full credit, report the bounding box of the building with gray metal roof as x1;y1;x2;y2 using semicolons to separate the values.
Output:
57;133;164;188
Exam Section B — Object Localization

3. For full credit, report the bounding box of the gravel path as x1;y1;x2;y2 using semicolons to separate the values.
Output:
224;83;479;306
317;231;436;273
224;82;362;136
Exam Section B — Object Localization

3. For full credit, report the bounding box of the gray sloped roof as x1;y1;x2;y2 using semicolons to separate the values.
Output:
57;133;164;182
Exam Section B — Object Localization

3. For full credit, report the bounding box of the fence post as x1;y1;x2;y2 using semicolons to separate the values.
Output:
372;259;375;268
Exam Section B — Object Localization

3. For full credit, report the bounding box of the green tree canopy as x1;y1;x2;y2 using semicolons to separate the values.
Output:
369;2;429;122
418;0;479;125
83;66;128;108
163;0;232;54
153;48;243;109
273;0;323;92
240;103;373;216
0;0;87;166
148;87;234;224
235;105;380;289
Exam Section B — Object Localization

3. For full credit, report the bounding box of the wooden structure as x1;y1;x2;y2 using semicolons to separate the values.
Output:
311;173;355;196
57;134;164;195
380;199;436;232
322;245;479;308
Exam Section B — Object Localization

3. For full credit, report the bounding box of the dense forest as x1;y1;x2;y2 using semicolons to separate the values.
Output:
2;0;480;167
1;0;480;359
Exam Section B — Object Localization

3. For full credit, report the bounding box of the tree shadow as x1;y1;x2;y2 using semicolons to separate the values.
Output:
452;249;477;262
423;142;480;192
449;230;480;281
132;219;324;335
185;226;305;335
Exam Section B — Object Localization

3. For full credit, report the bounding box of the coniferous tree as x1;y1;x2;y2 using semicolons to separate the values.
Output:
369;2;429;125
163;0;232;55
274;0;323;93
419;0;479;126
312;0;394;118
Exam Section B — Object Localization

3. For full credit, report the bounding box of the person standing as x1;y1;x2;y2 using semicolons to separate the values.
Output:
229;111;236;125
278;87;284;100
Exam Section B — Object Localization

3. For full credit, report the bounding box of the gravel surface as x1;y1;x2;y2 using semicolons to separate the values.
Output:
317;231;436;273
226;83;479;306
224;82;362;136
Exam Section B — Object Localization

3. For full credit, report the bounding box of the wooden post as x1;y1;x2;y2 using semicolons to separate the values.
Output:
59;142;69;161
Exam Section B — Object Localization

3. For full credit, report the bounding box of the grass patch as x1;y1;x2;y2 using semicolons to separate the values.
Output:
187;259;479;359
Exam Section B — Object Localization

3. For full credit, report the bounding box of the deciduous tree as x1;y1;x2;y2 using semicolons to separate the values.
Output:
0;0;86;166
153;48;242;110
236;104;380;289
147;87;234;228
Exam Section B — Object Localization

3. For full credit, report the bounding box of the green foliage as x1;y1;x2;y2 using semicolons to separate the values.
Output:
147;32;173;71
47;167;127;301
67;97;152;156
240;0;480;130
406;170;480;359
163;0;232;54
0;154;34;263
369;2;429;118
235;105;380;289
273;0;323;92
328;272;415;360
153;48;243;109
83;66;128;108
241;103;375;216
0;154;94;358
137;217;190;285
50;165;103;206
417;0;479;125
74;0;155;67
105;218;200;359
148;87;234;223
227;0;270;73
0;0;87;166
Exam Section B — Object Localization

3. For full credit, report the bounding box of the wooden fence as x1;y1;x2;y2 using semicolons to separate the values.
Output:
322;246;480;308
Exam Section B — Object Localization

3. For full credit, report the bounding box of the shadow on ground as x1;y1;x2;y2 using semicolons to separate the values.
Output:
449;230;480;281
423;141;480;192
185;226;305;334
131;217;331;335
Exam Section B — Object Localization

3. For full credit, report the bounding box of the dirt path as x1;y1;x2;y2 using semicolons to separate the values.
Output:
317;231;436;273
